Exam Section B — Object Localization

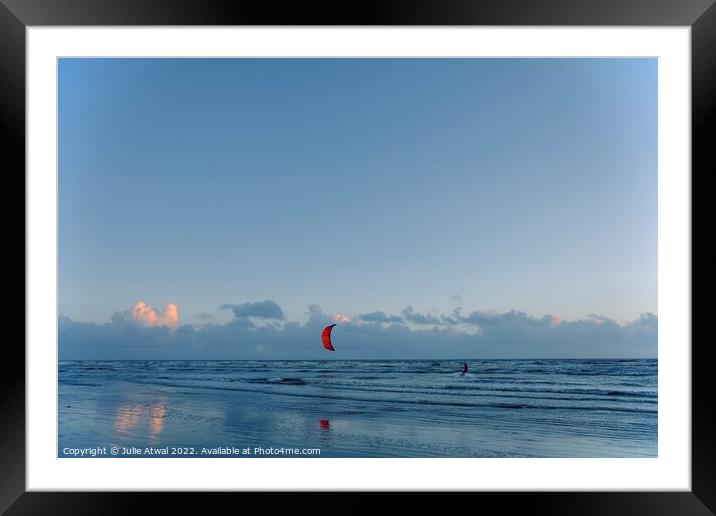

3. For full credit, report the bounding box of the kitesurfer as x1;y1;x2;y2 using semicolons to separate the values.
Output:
461;362;468;375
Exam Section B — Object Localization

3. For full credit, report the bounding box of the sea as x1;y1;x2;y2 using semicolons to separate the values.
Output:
58;359;657;458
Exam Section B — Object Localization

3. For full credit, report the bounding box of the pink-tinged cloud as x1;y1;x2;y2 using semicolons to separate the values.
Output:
334;313;351;323
131;301;179;327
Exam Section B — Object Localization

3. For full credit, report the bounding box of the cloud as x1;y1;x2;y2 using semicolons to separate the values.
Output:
129;301;179;327
458;309;558;328
334;313;352;323
624;312;658;341
453;309;657;349
449;295;463;306
440;315;460;325
306;304;323;317
219;300;284;320
58;301;658;360
359;311;404;324
402;306;443;325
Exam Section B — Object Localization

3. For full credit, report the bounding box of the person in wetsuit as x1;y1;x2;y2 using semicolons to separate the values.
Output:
461;362;468;375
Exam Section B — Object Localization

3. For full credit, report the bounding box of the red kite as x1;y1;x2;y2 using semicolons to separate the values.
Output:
322;324;336;351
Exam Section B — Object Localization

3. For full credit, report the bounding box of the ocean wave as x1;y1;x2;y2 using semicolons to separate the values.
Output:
122;378;657;414
247;377;307;385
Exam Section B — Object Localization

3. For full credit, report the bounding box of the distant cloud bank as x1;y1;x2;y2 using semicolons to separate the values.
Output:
59;300;657;360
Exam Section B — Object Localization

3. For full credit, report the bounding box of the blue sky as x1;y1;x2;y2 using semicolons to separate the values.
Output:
58;58;657;359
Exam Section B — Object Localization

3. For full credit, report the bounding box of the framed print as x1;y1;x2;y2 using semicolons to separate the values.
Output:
7;0;711;512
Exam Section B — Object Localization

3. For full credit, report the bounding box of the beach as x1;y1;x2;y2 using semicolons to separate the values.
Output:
58;359;657;458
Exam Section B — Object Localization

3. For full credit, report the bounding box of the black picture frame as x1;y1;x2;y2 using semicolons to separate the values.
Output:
6;0;710;512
